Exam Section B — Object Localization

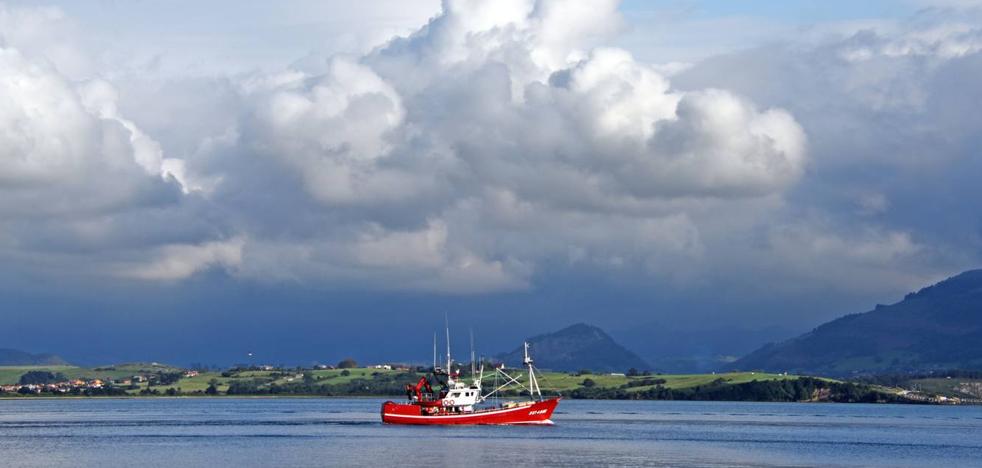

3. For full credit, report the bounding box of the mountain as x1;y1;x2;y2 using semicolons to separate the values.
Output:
612;323;797;373
497;323;651;373
0;348;69;366
730;270;982;375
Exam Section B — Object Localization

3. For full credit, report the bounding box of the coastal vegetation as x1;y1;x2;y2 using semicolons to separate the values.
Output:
566;376;900;403
2;364;973;404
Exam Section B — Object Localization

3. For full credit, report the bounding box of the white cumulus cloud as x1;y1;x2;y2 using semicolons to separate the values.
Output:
0;1;834;295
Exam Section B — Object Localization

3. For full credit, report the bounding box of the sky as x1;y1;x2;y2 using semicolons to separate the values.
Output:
1;0;981;367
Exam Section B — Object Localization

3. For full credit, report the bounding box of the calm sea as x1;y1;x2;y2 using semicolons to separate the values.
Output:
1;398;981;467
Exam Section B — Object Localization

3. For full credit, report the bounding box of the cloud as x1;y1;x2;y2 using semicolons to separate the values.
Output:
120;237;245;281
245;57;409;205
671;11;982;295
198;0;805;291
0;1;809;294
836;23;982;61
237;221;529;293
641;88;805;197
0;4;92;77
10;0;977;301
760;223;929;295
0;8;223;285
0;44;183;214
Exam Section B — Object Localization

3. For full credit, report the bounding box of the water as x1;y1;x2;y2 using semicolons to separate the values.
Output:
1;398;981;467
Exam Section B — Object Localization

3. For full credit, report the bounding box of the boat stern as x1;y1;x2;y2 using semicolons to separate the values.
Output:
381;401;422;424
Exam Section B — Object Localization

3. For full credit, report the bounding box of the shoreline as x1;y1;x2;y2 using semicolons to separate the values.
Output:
0;394;395;401
4;367;973;405
0;394;962;405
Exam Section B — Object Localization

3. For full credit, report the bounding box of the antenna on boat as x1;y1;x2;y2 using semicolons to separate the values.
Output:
432;332;437;371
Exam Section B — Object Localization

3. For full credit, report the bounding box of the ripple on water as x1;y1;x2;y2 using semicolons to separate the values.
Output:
0;398;980;468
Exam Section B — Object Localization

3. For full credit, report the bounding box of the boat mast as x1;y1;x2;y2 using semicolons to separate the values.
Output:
445;314;452;375
432;332;437;370
523;341;541;400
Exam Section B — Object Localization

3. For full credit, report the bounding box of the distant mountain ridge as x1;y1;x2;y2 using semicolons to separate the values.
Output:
730;270;982;375
612;323;795;373
0;348;69;366
497;323;650;372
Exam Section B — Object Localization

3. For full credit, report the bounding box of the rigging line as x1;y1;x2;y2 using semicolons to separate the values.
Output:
501;367;532;395
531;364;562;397
482;369;524;399
481;367;531;400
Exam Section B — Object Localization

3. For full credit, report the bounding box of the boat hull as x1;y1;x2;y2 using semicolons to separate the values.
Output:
381;398;560;425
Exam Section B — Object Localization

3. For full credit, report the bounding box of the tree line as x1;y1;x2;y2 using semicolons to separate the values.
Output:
569;377;903;403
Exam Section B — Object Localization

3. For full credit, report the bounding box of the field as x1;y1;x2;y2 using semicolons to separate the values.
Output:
308;368;389;384
0;363;184;386
0;366;77;385
143;372;226;393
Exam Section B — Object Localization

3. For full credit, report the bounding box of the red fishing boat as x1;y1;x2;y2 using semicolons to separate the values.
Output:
381;337;560;425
